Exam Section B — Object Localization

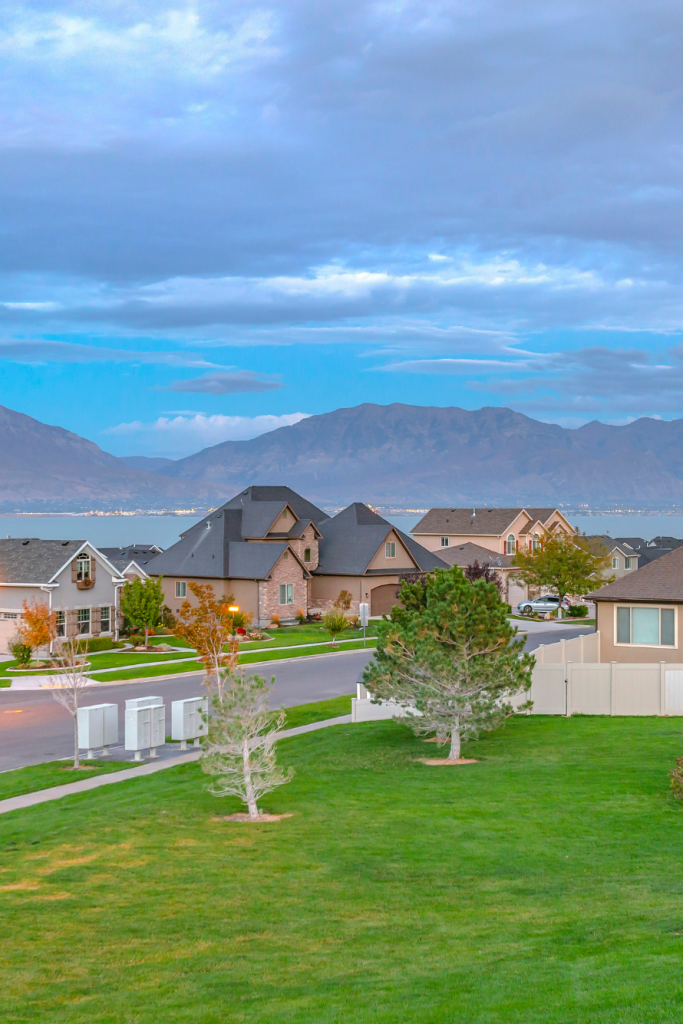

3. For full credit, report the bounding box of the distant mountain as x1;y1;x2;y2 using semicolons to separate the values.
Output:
5;401;683;511
119;456;176;473
158;402;683;507
0;405;218;511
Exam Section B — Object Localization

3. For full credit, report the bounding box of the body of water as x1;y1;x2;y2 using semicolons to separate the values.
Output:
2;512;682;551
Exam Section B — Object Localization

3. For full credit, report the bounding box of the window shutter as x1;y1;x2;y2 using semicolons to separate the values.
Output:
71;561;78;582
92;607;101;635
66;609;78;637
90;557;96;582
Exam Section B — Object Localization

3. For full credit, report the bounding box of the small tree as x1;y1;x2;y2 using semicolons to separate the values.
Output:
7;634;32;667
175;583;238;697
335;589;353;612
17;598;57;658
322;608;349;645
364;567;533;761
120;577;164;647
513;533;614;618
464;560;504;597
50;635;91;768
201;668;293;819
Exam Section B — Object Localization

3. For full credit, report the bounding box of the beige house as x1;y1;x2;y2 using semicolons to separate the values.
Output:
0;539;126;653
590;545;683;663
411;507;575;605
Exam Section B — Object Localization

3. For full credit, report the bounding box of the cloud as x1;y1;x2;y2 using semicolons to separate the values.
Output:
160;370;283;394
104;411;310;458
0;338;226;367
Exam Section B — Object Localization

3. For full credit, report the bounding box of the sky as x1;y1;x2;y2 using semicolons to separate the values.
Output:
2;0;683;458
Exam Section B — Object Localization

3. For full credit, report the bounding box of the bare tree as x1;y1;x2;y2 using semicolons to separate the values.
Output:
50;635;91;768
201;668;293;819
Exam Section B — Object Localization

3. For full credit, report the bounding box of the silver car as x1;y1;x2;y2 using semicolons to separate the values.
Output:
517;595;570;616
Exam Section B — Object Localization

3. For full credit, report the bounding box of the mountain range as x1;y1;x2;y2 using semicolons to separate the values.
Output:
3;401;683;511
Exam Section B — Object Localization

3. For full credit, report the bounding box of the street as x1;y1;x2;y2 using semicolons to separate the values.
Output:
0;622;594;772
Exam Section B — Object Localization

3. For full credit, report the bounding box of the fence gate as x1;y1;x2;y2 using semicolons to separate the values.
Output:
529;665;567;715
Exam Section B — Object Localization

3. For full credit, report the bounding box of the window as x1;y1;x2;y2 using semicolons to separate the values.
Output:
76;554;91;581
2;612;18;620
304;547;312;562
612;556;619;569
175;581;187;599
616;606;675;647
55;611;65;637
77;608;91;635
279;583;293;605
283;550;289;559
283;508;288;518
532;534;541;552
385;541;396;559
506;534;516;555
440;537;449;547
625;557;632;570
100;606;111;633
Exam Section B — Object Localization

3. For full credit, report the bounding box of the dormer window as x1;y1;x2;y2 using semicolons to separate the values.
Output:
506;534;516;555
76;554;91;581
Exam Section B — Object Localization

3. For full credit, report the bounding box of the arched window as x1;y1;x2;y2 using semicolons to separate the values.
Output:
304;547;311;562
506;534;516;555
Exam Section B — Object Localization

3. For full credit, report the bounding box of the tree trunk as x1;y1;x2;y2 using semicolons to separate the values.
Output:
73;710;80;768
449;719;461;761
243;737;259;819
144;626;150;648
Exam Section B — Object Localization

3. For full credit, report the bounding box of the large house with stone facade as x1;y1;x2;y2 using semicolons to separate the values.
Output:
411;507;575;606
149;487;447;624
0;539;127;653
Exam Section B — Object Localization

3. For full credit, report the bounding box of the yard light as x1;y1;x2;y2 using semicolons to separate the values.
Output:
228;606;239;612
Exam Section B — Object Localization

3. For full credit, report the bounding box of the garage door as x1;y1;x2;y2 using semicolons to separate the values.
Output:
0;613;21;654
370;584;402;617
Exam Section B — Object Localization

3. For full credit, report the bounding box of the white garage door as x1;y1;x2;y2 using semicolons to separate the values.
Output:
0;613;21;654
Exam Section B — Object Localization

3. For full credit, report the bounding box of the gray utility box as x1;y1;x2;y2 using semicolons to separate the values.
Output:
171;696;208;749
77;703;118;758
124;700;165;761
125;695;163;710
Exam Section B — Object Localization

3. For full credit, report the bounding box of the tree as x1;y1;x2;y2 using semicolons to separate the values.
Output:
120;576;164;647
17;598;57;656
364;567;533;761
7;634;32;667
322;608;349;645
175;582;238;697
201;668;293;819
50;635;91;768
464;560;503;597
513;532;614;618
335;589;353;611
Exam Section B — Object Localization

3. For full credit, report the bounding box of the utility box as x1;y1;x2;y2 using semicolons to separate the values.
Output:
125;695;163;710
171;696;208;749
125;703;165;761
77;703;118;758
359;603;370;628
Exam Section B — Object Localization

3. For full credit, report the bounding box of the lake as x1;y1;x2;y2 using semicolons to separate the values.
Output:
2;513;682;549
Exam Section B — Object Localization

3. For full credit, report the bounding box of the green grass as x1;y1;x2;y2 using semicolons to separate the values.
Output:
283;693;352;729
3;716;683;1022
0;760;135;802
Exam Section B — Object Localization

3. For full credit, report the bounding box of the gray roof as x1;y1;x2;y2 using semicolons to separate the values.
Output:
100;545;163;566
590;545;683;603
412;507;560;537
437;541;516;570
0;538;99;584
314;503;448;576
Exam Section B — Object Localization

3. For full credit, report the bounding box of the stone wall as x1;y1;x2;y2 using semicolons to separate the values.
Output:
287;523;320;571
258;551;308;625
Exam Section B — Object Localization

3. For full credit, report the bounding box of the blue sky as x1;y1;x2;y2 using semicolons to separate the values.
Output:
2;0;683;458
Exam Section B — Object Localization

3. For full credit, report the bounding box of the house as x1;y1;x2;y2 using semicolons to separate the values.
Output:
585;536;639;578
434;542;518;602
0;539;127;653
606;536;682;568
310;503;448;616
147;487;448;624
148;486;327;625
411;507;575;605
99;544;164;581
590;545;683;663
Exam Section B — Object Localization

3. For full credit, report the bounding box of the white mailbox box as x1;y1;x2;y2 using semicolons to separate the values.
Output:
171;696;208;749
125;695;163;710
125;703;165;761
359;602;369;628
77;703;118;758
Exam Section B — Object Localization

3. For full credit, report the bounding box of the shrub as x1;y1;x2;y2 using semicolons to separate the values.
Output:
566;604;589;618
83;637;115;653
8;634;32;666
669;757;683;801
297;607;306;624
271;614;280;627
128;634;145;647
160;604;177;629
236;627;247;636
322;608;349;644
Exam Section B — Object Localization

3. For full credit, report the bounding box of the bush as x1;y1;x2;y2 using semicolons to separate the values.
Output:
322;609;349;643
566;604;589;618
160;604;177;629
297;607;306;625
7;634;32;666
271;614;280;627
83;637;116;653
128;634;145;647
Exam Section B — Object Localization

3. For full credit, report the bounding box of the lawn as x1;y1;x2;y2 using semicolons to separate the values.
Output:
0;760;136;802
3;715;683;1023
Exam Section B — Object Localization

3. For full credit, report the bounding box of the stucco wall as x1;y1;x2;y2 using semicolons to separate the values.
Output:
597;601;683;664
160;576;260;622
367;530;416;570
413;533;500;554
310;573;407;615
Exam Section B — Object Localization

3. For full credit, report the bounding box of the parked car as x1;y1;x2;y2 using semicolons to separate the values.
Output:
517;595;571;616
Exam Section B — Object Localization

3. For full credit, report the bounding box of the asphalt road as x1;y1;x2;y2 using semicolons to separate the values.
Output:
0;624;595;772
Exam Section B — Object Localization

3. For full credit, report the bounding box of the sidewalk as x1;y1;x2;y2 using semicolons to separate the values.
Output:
0;714;352;816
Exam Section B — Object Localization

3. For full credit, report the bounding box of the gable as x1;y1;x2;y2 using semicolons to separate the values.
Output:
367;530;417;571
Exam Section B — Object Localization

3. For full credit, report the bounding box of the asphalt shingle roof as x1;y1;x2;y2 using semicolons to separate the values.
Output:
0;538;89;584
590;545;683;602
100;545;162;566
436;542;516;569
412;507;562;537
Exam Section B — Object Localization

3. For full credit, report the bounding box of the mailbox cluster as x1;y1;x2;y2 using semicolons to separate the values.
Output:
76;693;207;761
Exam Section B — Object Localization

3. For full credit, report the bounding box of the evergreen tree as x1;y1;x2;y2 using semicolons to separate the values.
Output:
120;576;164;647
364;567;533;760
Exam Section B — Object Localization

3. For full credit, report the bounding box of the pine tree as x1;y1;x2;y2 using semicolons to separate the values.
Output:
364;567;533;761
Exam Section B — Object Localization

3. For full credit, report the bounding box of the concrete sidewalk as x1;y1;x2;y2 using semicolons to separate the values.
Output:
0;714;352;817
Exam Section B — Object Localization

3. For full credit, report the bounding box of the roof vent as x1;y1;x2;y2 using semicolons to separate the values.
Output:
62;540;69;546
22;539;29;546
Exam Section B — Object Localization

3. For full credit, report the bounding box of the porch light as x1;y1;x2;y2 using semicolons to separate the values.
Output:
228;606;239;612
